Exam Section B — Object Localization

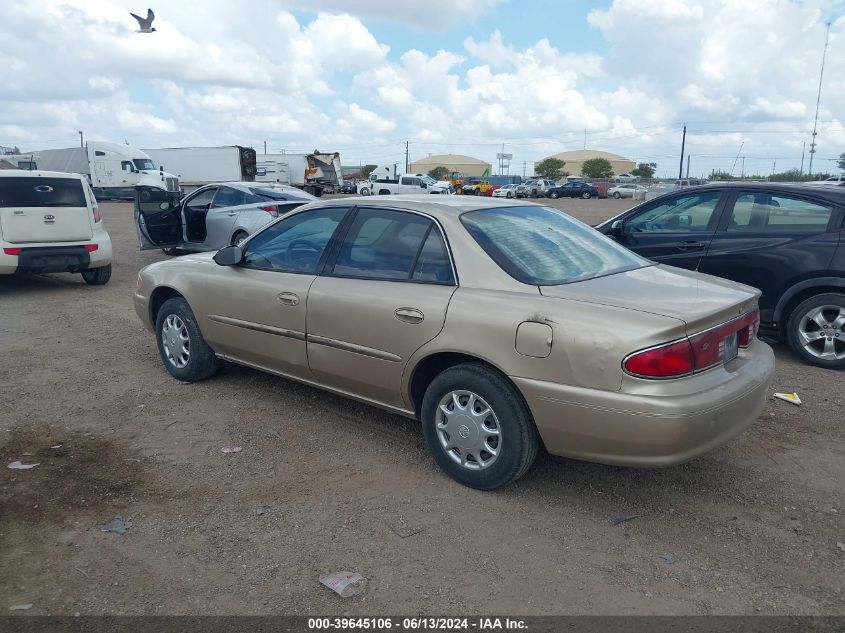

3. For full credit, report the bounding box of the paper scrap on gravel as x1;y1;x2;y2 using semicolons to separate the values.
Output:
221;446;242;453
7;461;39;470
775;392;802;405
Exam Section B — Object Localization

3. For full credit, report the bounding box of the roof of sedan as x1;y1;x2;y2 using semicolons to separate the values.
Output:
677;181;845;199
332;194;543;218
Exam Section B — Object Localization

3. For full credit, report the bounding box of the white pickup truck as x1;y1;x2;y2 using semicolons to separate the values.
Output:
357;173;452;196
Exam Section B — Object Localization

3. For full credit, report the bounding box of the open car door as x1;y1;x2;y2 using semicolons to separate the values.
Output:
134;186;184;250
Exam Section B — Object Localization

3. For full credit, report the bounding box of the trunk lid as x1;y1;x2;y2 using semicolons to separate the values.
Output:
0;175;94;243
540;264;759;335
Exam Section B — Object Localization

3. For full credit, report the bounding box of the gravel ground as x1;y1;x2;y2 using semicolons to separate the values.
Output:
1;195;843;615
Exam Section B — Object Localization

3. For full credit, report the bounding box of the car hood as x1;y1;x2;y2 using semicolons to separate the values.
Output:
540;264;760;334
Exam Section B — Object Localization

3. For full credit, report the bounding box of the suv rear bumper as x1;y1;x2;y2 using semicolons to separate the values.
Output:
0;237;112;275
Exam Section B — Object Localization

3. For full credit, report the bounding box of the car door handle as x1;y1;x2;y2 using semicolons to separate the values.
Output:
395;308;424;324
677;240;705;251
227;212;238;216
277;292;299;306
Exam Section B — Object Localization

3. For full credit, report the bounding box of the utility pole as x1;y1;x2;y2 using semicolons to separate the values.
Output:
741;156;745;179
678;124;686;180
78;130;84;147
404;140;410;173
263;141;267;155
522;161;527;178
808;22;831;177
685;155;691;179
772;161;777;177
583;129;587;150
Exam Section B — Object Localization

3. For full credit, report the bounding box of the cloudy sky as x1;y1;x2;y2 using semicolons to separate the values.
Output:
2;0;844;178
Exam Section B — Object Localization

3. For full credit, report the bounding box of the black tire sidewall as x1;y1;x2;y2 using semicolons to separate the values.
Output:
155;297;219;381
421;363;539;490
82;264;111;285
786;293;845;369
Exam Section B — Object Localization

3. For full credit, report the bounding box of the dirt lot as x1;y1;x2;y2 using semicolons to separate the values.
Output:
1;195;843;615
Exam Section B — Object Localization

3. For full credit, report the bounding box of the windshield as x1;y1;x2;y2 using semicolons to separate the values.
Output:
0;176;87;208
461;206;650;285
133;158;156;170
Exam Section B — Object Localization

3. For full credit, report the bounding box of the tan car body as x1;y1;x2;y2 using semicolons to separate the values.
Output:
135;196;774;467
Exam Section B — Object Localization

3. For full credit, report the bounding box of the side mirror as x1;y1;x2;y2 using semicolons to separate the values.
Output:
213;245;243;266
610;219;624;236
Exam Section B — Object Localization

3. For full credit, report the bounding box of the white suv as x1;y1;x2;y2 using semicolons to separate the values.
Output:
0;170;112;284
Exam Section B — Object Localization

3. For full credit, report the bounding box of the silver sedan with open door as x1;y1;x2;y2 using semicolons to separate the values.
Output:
134;182;317;254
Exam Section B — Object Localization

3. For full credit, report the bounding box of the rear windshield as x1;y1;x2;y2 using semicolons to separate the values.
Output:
0;177;87;208
248;187;308;202
461;205;650;285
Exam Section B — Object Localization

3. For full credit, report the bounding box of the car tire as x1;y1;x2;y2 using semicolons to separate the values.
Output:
581;191;591;199
162;247;180;256
549;191;559;199
786;293;845;369
421;362;540;490
155;297;220;382
231;231;249;247
81;263;111;285
360;188;371;196
378;189;390;195
613;192;621;198
506;191;513;198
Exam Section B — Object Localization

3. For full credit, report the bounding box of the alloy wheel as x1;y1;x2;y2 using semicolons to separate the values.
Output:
797;305;845;361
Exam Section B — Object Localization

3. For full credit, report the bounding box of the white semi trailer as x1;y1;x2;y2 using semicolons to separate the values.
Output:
142;146;258;194
254;151;343;197
4;141;180;198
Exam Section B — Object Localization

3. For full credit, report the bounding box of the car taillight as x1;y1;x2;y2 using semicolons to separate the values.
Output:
623;339;695;378
3;247;22;256
84;244;98;252
92;206;102;222
259;205;279;217
737;309;760;347
625;309;759;379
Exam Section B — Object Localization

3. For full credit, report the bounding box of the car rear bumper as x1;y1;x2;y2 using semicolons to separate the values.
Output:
0;235;112;275
512;340;774;467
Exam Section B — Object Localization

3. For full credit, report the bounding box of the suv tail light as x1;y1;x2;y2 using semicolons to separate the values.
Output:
259;205;279;217
4;247;22;256
624;309;759;379
92;205;102;223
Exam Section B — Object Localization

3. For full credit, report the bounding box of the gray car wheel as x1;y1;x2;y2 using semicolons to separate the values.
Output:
581;191;591;199
786;293;845;369
81;264;111;285
613;191;622;198
155;297;220;381
421;362;540;490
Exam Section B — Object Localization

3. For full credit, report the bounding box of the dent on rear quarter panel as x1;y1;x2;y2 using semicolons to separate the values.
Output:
408;288;688;394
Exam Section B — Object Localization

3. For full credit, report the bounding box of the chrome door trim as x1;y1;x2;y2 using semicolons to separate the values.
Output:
306;334;402;362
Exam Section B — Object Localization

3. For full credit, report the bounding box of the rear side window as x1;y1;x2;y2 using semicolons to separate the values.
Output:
0;177;86;208
331;208;435;281
728;192;833;233
212;187;246;208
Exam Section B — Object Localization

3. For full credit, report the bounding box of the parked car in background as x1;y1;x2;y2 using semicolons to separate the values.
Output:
492;184;518;198
134;182;317;253
546;181;600;199
609;184;649;199
340;181;356;194
0;170;112;284
135;197;772;490
807;175;845;186
614;173;640;182
516;179;556;198
596;182;845;368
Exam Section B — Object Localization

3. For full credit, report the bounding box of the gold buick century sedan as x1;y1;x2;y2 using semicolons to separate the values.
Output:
134;196;774;490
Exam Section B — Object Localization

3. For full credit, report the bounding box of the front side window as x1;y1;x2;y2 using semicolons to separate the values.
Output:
462;206;649;286
331;208;433;281
0;177;86;208
728;192;833;233
625;191;721;233
133;158;156;171
242;207;347;273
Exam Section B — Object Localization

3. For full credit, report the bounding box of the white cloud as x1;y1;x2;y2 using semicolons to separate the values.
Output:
275;0;506;27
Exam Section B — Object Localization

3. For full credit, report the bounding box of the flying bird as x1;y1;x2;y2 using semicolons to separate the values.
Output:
130;8;156;33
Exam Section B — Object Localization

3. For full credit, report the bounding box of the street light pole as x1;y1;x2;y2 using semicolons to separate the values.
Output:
79;130;84;148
